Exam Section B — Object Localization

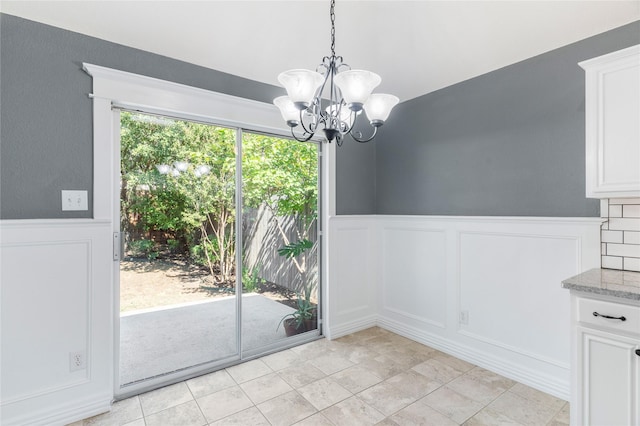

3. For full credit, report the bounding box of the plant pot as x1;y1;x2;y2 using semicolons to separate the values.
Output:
304;308;318;332
282;317;305;337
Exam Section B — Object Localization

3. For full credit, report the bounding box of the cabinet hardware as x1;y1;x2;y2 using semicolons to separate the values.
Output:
593;311;626;321
636;349;640;357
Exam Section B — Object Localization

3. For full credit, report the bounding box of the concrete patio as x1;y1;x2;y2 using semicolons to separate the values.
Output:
119;293;297;385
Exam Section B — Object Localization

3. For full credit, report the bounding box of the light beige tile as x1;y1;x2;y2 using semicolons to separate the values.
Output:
365;334;414;355
359;354;406;380
261;349;301;371
547;402;570;426
400;339;438;356
297;377;352;410
390;401;458;426
445;377;503;405
208;406;270;425
420;386;484;423
66;422;84;426
256;390;318;426
446;367;515;405
352;327;391;341
463;407;524;425
357;380;417;416
139;382;193;416
385;370;442;399
187;369;236;399
330;364;383;393
226;359;272;384
196;385;254;423
144;400;206;426
375;419;399;426
290;339;332;359
378;345;433;370
84;396;143;426
278;361;327;388
309;352;354;375
332;343;379;364
488;390;563;425
432;352;476;373
121;419;145;426
322;395;386;425
240;372;293;404
293;412;335;425
509;383;566;410
411;358;464;384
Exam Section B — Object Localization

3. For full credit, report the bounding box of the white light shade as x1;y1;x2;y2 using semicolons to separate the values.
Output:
277;69;324;107
174;161;189;172
363;94;400;123
325;104;352;123
156;164;171;174
334;70;381;108
196;165;211;176
274;96;300;123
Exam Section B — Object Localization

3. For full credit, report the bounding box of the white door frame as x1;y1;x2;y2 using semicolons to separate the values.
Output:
84;63;333;399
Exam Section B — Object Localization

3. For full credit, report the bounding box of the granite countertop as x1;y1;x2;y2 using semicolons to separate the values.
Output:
562;268;640;301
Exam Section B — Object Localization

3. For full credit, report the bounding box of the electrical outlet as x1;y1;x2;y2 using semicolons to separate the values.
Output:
61;190;88;211
460;310;469;325
69;351;86;372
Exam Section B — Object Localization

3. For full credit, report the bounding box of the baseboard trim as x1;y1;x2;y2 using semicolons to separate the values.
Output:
1;393;112;426
325;314;378;340
378;315;570;401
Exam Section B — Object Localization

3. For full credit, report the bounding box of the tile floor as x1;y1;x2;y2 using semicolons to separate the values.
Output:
70;327;570;426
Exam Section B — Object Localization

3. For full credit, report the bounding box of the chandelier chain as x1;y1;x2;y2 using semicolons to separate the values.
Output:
330;0;336;57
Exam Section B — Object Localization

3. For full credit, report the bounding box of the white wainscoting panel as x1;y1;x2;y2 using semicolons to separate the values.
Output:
1;220;113;426
458;231;578;370
325;216;378;339
380;226;447;329
328;215;602;400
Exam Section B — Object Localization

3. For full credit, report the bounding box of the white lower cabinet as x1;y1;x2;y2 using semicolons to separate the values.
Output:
572;294;640;426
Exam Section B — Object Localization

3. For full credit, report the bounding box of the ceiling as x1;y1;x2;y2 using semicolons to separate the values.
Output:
1;1;638;102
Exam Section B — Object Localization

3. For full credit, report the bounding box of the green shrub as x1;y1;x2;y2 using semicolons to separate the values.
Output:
242;266;264;293
166;238;181;253
128;239;159;260
190;237;220;266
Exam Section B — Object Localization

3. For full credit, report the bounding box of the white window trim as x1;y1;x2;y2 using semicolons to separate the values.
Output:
83;63;335;219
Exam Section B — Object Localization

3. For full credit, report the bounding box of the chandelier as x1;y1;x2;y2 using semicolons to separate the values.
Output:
273;0;399;146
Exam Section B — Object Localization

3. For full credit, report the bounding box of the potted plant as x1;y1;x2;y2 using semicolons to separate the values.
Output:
275;238;317;336
277;285;317;336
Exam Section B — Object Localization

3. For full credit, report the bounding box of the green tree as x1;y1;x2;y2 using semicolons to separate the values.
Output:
120;112;319;289
242;134;318;289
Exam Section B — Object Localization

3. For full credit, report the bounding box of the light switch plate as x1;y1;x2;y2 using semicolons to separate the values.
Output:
61;190;88;211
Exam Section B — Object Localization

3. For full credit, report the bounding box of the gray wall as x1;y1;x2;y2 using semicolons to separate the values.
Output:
375;21;639;217
335;138;377;214
2;14;638;218
0;14;283;219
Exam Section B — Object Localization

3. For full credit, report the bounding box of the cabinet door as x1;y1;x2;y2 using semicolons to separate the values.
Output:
580;45;640;198
578;326;639;426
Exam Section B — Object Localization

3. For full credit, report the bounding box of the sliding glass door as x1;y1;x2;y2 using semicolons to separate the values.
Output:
118;111;239;388
241;132;320;355
116;111;320;395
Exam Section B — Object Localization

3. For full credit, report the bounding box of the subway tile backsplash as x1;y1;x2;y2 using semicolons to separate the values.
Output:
601;198;640;272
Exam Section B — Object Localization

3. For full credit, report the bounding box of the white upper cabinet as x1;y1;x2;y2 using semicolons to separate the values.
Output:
580;45;640;199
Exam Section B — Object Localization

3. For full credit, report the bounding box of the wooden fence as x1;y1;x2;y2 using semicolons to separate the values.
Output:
242;205;318;298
